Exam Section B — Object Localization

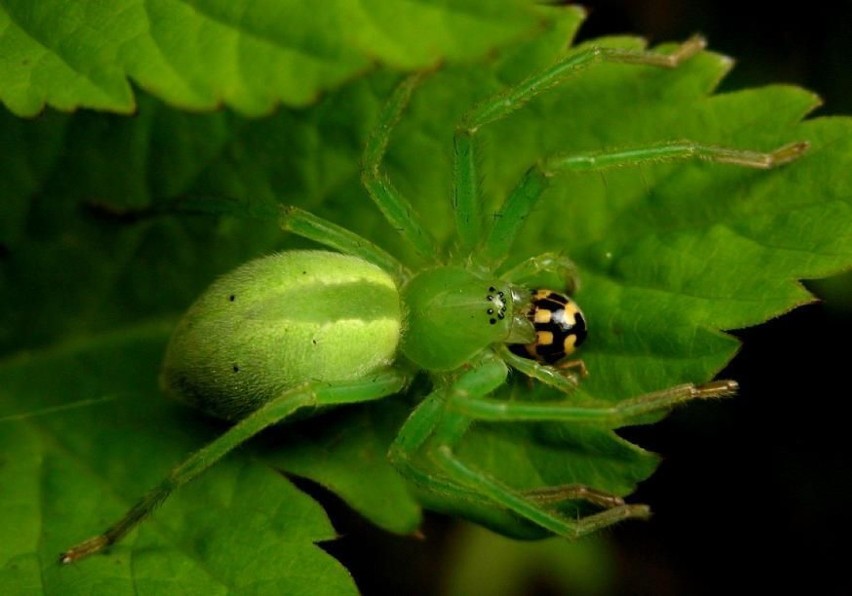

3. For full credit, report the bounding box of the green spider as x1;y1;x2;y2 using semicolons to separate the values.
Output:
61;35;806;563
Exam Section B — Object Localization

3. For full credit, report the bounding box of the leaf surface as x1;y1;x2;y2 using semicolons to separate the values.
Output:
1;3;850;591
0;326;357;594
0;0;536;116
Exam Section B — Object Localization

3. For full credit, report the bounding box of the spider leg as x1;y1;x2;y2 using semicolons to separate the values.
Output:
362;73;437;264
498;252;581;294
453;373;738;428
543;140;807;173
61;370;407;564
390;354;651;539
498;344;583;394
280;205;409;279
478;140;807;268
458;35;807;267
522;484;628;509
432;444;651;538
463;36;709;134
457;35;702;265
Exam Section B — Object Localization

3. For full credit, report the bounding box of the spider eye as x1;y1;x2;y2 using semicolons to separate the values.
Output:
509;289;587;364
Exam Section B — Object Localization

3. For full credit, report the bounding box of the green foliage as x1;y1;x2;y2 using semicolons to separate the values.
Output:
1;2;850;592
0;0;535;116
0;326;359;594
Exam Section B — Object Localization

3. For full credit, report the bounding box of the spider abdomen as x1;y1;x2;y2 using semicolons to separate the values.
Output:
160;250;402;421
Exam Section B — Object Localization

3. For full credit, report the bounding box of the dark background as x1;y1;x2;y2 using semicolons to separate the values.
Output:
324;3;852;594
582;3;852;595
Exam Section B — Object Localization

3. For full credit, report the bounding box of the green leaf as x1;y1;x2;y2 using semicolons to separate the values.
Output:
0;325;357;594
1;2;851;591
262;398;423;535
0;0;537;116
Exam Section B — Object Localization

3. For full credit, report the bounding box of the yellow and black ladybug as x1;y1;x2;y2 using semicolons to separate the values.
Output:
509;289;588;364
